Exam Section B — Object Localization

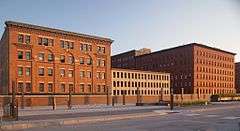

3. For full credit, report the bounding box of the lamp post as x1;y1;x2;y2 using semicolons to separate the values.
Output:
68;86;72;110
21;84;24;109
107;86;110;106
170;88;174;110
136;86;141;106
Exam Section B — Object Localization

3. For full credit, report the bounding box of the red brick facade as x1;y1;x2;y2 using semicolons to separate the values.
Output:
0;21;113;99
112;43;236;95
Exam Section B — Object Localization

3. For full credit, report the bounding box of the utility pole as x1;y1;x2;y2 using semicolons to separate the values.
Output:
181;88;184;106
12;80;18;120
52;93;56;110
170;88;174;110
123;90;126;105
68;86;72;110
136;86;141;106
21;85;24;109
106;86;110;106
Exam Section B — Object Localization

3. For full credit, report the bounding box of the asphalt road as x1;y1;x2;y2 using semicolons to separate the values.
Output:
19;103;240;131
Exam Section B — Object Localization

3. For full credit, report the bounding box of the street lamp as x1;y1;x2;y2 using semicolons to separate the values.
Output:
170;88;174;110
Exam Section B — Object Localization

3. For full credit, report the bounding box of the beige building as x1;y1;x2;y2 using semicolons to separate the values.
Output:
112;68;170;96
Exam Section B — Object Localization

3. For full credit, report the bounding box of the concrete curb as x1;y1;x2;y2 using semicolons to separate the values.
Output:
0;112;168;130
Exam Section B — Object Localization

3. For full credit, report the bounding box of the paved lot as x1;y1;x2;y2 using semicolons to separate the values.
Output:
15;102;240;131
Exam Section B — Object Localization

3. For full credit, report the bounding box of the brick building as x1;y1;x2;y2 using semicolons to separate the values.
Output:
0;21;113;105
112;43;236;95
235;62;240;93
112;68;170;96
111;48;151;69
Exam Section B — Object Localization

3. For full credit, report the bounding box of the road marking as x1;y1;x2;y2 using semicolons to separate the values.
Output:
221;116;240;120
205;115;218;117
185;113;200;116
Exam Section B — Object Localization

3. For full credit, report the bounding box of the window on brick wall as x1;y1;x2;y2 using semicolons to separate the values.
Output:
26;83;32;92
18;82;24;92
18;67;23;76
26;52;31;60
39;83;44;92
60;69;65;77
25;35;30;44
18;51;23;59
18;34;24;43
60;84;65;92
48;54;54;62
79;57;84;64
48;68;53;76
60;55;65;63
26;67;31;76
38;68;44;76
38;53;44;61
48;83;53;92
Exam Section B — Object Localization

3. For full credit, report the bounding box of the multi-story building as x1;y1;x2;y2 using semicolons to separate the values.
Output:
112;43;236;95
112;68;170;97
235;62;240;93
111;48;151;69
0;21;113;104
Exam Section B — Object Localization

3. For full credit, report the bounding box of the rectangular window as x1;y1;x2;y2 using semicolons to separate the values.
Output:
68;56;74;64
101;60;105;67
18;34;24;43
80;44;83;51
96;72;101;79
97;59;101;67
25;35;30;44
60;55;65;63
26;52;31;60
86;58;92;65
49;39;54;46
101;72;106;79
80;57;84;64
68;70;73;77
97;85;101;92
60;69;65;77
69;42;74;49
60;84;65;92
18;51;23;59
38;68;44;76
26;83;31;92
48;83;53;92
43;38;48;46
87;84;91;92
80;71;85;78
26;67;31;76
38;53;44;61
86;71;91;78
69;84;74;92
18;82;24;92
88;45;92;51
48;68;53;76
60;40;64;48
48;54;54;62
38;37;42;45
18;67;23;76
80;84;84;92
39;83;44;92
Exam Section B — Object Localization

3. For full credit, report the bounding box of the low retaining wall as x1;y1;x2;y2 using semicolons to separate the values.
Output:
0;94;211;107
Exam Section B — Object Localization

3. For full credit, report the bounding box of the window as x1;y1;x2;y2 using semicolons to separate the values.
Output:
18;67;23;76
101;72;106;79
80;57;84;64
48;54;54;62
86;71;91;78
18;34;24;43
48;68;53;76
38;53;44;61
101;60;105;67
60;69;65;77
49;39;54;46
48;83;53;92
60;40;64;48
18;51;23;59
60;84;65;92
26;83;31;92
97;59;101;67
43;38;48;46
86;58;92;65
38;68;44;76
26;52;31;60
60;55;65;63
26;67;31;76
25;35;30;44
39;83;44;92
38;37;42;45
69;42;74;49
68;70;73;77
80;43;91;51
97;46;106;53
69;84;74;92
80;71;85;78
80;84;84;92
97;85;101;92
18;82;24;92
68;56;74;64
87;84;92;92
97;72;101;79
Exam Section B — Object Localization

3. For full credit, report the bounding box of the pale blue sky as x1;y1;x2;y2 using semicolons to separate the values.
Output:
0;0;240;61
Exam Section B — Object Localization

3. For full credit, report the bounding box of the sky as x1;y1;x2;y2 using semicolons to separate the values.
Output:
0;0;240;61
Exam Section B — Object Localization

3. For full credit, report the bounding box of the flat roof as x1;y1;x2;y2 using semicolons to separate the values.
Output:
5;21;114;43
112;68;170;75
137;43;236;58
